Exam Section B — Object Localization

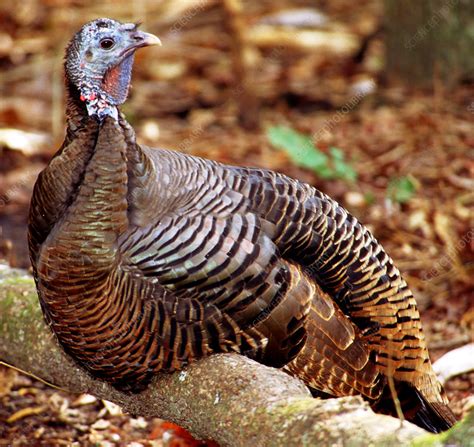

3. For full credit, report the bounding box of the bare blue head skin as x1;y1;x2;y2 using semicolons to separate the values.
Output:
65;18;161;121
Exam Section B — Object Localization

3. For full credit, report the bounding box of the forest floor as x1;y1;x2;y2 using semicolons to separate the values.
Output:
0;0;473;445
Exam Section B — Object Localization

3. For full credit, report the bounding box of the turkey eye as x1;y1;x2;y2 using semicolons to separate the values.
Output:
100;38;115;50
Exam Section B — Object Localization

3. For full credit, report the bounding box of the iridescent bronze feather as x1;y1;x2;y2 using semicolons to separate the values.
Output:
28;18;456;433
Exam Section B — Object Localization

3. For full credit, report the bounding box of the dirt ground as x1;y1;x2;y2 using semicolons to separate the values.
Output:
0;1;472;445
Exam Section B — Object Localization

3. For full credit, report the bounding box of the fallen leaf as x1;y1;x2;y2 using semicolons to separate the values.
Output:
7;406;46;423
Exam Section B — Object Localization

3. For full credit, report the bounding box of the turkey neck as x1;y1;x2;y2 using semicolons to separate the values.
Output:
31;81;143;277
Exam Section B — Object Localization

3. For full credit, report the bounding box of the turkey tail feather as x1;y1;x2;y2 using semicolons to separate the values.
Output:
285;284;385;400
372;380;457;433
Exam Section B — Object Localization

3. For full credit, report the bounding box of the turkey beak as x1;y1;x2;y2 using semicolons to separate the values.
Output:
120;30;161;58
132;31;162;48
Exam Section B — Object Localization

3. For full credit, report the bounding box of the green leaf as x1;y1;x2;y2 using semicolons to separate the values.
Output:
267;126;328;170
267;126;357;182
364;192;376;205
329;147;357;182
387;176;417;203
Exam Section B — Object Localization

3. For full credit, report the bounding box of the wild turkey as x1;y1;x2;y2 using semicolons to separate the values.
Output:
28;18;456;433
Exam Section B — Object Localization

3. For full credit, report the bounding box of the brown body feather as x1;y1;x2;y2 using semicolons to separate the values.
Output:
29;43;456;433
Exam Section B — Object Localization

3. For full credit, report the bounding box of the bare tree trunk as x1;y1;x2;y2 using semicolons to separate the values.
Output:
222;0;260;129
0;264;458;446
384;0;474;87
